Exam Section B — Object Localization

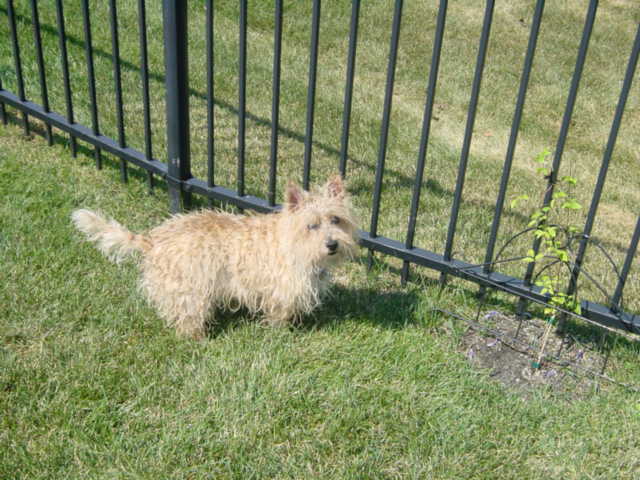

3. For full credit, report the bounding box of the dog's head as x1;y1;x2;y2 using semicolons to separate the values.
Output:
282;175;359;268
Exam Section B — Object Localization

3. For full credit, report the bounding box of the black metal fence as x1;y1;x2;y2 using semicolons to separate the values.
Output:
1;0;638;335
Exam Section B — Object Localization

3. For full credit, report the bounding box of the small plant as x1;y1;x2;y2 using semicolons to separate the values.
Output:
511;149;583;371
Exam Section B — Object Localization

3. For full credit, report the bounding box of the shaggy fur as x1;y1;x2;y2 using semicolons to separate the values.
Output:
72;176;358;339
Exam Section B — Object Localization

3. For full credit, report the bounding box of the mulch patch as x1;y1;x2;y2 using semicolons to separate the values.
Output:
458;311;612;396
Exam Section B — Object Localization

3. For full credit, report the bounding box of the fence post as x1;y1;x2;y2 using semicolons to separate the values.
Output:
162;0;191;213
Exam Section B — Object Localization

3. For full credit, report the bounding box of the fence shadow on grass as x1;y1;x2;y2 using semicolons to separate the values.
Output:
0;6;382;177
2;4;602;256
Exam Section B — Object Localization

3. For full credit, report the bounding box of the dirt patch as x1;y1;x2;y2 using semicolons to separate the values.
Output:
458;311;611;396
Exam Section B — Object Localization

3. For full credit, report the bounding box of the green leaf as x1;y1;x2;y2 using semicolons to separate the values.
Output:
535;149;551;164
561;175;577;185
553;191;567;199
510;194;529;209
537;167;550;176
562;199;582;210
553;297;566;306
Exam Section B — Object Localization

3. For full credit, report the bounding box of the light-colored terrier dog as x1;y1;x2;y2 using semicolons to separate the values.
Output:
72;176;358;339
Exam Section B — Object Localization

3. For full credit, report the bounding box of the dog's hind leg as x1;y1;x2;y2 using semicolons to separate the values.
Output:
149;289;212;340
172;297;211;340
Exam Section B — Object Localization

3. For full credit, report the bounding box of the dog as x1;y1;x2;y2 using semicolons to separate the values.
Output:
71;176;358;339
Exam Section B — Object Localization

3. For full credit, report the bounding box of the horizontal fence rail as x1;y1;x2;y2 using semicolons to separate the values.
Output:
0;1;638;335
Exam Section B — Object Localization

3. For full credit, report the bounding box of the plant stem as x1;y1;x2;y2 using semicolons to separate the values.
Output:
534;316;555;372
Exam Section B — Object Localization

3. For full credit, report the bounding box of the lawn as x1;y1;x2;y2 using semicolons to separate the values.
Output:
1;0;638;309
2;121;640;479
1;1;640;478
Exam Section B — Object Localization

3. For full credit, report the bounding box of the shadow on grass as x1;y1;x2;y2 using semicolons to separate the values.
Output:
313;283;423;330
203;284;422;338
2;112;165;187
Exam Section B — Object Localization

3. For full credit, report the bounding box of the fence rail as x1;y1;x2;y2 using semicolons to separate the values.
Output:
1;0;638;335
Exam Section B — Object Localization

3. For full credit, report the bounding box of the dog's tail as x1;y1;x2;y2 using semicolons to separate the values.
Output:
71;209;151;262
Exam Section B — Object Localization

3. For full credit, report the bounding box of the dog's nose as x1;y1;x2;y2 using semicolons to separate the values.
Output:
326;239;338;252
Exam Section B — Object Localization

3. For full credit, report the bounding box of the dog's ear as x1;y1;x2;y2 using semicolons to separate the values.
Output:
325;175;346;200
285;182;305;211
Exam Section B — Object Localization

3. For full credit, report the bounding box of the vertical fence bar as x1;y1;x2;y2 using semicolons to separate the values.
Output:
303;0;321;191
482;0;545;279
518;0;598;315
109;0;128;183
30;0;53;145
163;0;192;213
612;216;640;310
206;0;215;191
81;0;102;169
54;0;78;156
442;0;494;270
268;0;283;206
339;0;361;178
0;76;6;125
238;0;247;197
138;0;154;191
7;0;30;136
137;0;152;155
400;0;447;285
368;0;403;266
566;21;640;302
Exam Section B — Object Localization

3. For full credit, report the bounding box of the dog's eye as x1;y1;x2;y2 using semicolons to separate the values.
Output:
307;223;320;231
330;216;340;225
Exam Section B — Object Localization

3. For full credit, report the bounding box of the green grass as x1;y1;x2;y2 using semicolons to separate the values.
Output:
0;1;638;311
2;1;640;477
1;124;640;478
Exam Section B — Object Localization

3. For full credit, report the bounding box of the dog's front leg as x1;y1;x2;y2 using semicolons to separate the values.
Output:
261;307;294;328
